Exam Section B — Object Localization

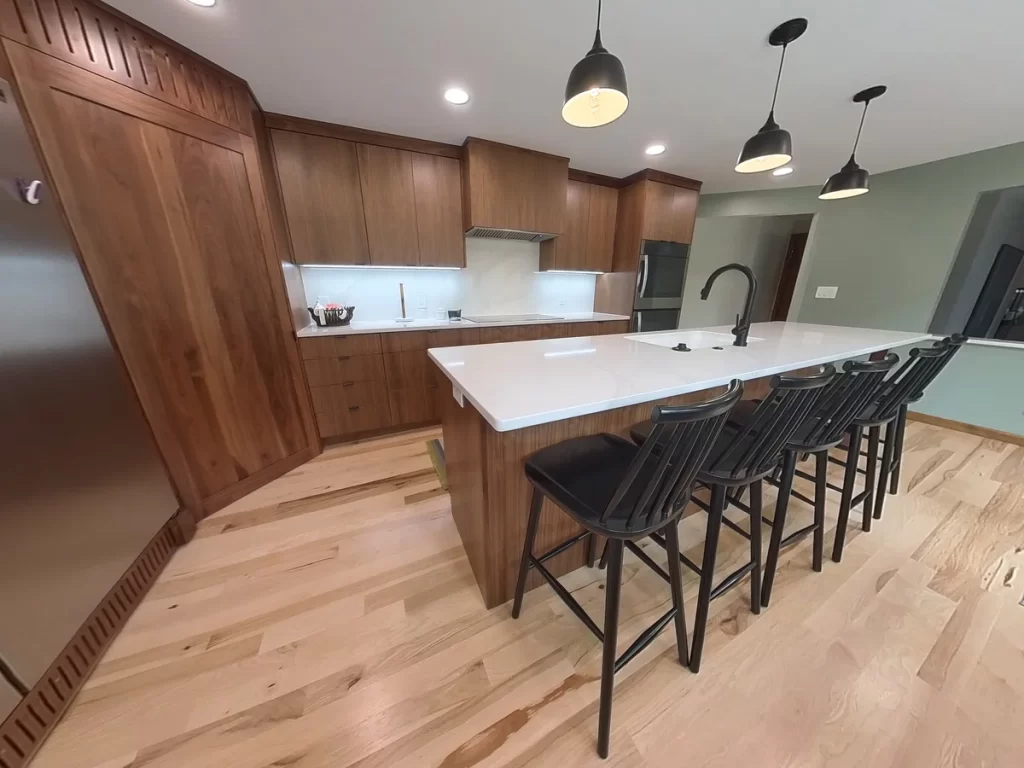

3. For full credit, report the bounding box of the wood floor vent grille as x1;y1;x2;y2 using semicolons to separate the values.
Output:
0;0;250;134
0;522;178;768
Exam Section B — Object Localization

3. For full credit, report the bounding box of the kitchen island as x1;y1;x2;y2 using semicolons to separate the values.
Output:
429;321;933;608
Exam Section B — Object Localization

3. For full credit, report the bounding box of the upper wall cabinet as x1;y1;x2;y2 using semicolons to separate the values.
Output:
539;180;618;272
356;144;420;266
271;130;370;265
270;127;465;267
412;154;466;267
462;138;568;237
643;181;698;244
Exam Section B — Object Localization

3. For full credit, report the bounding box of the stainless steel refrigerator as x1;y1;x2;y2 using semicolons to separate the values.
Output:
0;76;179;721
632;240;689;332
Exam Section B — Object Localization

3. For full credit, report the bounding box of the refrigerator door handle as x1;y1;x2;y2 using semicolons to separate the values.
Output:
18;179;42;205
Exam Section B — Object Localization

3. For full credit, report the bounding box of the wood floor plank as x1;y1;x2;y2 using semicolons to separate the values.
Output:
29;424;1023;768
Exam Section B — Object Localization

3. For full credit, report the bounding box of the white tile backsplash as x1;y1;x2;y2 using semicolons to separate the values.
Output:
301;238;597;322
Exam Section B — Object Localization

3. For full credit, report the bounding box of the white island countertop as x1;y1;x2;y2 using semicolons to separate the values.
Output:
428;321;935;432
296;312;629;338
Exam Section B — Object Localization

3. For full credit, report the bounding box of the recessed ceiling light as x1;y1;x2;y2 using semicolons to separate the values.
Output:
645;144;666;156
187;0;216;7
444;87;470;105
772;166;794;176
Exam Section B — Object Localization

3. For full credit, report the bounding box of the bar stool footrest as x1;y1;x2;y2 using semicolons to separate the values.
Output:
531;556;604;642
710;562;757;601
613;607;678;673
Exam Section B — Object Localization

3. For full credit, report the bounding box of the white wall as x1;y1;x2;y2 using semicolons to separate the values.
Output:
677;214;811;329
300;238;597;322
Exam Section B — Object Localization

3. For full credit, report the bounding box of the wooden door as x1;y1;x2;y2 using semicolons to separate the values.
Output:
357;144;420;266
586;184;618;272
643;181;698;244
412;153;465;267
770;232;809;321
9;44;316;514
271;130;370;265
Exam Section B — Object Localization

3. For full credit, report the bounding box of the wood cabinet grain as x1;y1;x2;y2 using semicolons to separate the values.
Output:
271;130;370;265
412;153;465;267
462;138;568;235
357;143;420;266
311;382;391;437
9;45;316;515
643;181;698;244
539;180;617;272
299;334;383;359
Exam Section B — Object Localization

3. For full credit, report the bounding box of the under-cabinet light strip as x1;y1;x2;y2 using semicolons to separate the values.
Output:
298;264;462;271
538;270;604;275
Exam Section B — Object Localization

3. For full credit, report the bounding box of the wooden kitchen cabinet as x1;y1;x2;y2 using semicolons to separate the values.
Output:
642;181;699;244
271;130;370;265
357;144;421;266
412;153;465;267
539;180;617;272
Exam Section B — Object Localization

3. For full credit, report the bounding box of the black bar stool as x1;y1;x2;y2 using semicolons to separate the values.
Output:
629;366;835;672
512;381;743;759
885;334;967;497
830;340;954;562
754;355;898;606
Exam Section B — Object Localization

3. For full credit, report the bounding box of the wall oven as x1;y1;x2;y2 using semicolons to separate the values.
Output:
632;240;688;331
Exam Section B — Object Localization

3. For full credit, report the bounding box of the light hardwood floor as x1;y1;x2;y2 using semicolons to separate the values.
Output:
32;423;1024;767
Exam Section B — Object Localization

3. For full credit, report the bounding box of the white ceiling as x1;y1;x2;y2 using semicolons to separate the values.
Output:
108;0;1024;193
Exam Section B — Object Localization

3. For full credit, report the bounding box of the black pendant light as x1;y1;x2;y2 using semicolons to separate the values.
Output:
819;86;887;200
562;0;628;128
735;18;807;174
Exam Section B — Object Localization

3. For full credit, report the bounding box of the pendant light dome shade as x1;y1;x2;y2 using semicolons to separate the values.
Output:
819;156;870;200
819;86;887;201
562;0;628;128
735;18;806;174
735;115;792;173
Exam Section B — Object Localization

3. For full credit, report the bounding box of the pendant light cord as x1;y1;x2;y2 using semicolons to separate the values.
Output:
592;0;604;48
851;101;870;156
769;44;787;116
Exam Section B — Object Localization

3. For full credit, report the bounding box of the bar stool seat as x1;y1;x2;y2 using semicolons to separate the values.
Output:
525;433;658;534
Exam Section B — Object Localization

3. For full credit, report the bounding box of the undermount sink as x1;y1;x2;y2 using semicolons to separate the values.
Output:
624;330;764;350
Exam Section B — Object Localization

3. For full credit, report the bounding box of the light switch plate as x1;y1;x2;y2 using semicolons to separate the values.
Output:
416;293;427;309
815;286;839;299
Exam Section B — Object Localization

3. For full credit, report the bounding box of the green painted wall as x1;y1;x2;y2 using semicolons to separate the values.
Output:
698;141;1024;436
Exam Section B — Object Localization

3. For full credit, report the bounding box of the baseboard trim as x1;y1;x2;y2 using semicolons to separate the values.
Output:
0;520;179;768
907;411;1024;446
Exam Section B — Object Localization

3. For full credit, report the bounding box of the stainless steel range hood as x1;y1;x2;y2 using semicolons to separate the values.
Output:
464;226;556;243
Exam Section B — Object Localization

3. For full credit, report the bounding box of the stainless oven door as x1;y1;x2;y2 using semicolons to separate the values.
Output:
635;240;689;302
632;308;680;332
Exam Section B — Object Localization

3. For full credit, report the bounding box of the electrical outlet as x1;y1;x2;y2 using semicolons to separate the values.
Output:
815;286;839;299
559;298;566;308
416;293;427;310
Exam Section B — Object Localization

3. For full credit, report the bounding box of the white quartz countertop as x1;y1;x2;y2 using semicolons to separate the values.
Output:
428;321;935;432
296;312;629;338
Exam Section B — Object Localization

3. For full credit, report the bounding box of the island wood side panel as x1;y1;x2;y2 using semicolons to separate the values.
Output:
442;375;774;608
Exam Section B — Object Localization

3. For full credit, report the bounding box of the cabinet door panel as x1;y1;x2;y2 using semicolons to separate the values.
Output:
271;130;370;264
539;179;589;271
412;153;465;267
586;184;618;272
357;144;420;266
383;351;436;389
16;51;311;505
643;181;698;244
389;387;442;426
312;382;391;437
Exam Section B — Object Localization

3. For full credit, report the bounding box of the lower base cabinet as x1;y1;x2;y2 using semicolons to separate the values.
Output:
300;320;629;441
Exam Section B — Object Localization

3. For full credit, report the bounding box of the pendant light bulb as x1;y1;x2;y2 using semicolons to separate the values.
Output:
735;18;807;174
820;85;887;201
562;0;629;128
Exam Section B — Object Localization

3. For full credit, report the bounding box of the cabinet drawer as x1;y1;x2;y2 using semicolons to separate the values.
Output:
389;386;442;426
426;328;465;348
381;330;430;353
384;351;440;389
311;381;391;437
304;354;385;387
300;334;382;360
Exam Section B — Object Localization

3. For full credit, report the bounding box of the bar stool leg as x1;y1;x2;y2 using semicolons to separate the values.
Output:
874;421;896;520
812;450;827;572
586;533;596;568
512;487;543;619
597;539;623;759
889;403;908;494
832;425;863;563
665;522;689;666
761;450;796;608
862;427;880;532
749;480;763;616
690;484;725;673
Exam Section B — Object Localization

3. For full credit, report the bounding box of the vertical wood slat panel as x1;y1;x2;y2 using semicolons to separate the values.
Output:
0;0;249;134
